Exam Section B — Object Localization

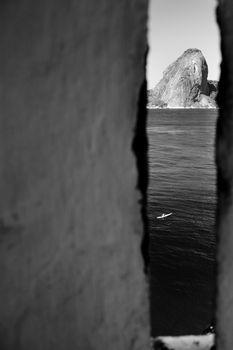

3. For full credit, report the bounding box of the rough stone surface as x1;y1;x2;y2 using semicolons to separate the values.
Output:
216;1;233;350
0;1;149;349
153;334;214;350
148;49;218;108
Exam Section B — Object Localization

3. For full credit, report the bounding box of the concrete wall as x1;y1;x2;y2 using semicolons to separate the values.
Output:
216;1;233;349
0;1;149;349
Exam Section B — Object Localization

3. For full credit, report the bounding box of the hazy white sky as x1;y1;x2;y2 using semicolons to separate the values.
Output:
147;0;221;89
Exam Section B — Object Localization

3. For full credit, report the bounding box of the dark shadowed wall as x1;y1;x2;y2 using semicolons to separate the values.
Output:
217;1;233;349
0;1;149;349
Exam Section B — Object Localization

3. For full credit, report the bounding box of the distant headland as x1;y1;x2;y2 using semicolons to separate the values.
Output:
147;48;218;109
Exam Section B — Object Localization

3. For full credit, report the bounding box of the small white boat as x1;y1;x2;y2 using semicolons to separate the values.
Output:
156;212;173;219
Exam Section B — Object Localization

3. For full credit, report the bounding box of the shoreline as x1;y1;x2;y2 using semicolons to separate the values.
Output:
147;106;219;110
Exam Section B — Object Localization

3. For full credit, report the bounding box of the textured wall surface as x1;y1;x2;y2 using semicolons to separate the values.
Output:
0;1;149;349
216;0;233;349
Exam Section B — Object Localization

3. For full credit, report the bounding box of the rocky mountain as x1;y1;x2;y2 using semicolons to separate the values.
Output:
148;49;218;108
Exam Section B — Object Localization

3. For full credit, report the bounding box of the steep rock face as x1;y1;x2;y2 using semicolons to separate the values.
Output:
148;49;218;108
208;80;218;100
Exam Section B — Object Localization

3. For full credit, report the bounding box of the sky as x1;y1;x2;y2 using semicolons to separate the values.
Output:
147;0;221;89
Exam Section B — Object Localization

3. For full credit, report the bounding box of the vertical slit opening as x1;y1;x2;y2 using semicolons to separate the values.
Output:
146;0;221;343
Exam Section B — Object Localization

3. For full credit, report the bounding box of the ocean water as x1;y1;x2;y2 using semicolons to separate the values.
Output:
148;108;217;336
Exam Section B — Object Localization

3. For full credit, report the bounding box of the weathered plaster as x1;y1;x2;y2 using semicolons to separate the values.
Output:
0;1;149;349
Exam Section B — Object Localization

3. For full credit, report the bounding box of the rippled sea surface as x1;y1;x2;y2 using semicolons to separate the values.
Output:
148;108;217;336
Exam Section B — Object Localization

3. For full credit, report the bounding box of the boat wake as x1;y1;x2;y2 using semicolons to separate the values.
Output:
156;212;173;219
